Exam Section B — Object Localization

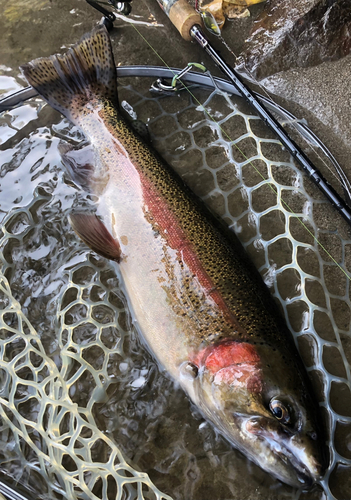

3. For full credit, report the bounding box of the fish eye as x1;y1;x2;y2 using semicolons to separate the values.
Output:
269;399;290;424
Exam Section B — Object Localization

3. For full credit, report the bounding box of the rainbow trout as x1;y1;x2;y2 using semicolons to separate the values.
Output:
21;26;326;488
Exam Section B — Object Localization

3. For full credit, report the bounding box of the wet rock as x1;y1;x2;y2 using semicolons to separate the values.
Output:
261;53;351;173
236;0;351;80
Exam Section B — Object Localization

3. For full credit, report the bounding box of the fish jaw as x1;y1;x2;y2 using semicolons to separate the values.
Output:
242;415;325;488
185;340;326;489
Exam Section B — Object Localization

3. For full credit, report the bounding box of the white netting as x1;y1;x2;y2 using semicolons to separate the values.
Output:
0;77;351;500
0;202;172;500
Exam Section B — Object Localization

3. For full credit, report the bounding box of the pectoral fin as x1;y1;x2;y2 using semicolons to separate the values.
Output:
69;213;122;262
59;142;108;194
59;143;95;191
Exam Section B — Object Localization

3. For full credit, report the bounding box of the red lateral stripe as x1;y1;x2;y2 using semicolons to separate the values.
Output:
141;179;234;318
103;116;238;325
102;123;240;328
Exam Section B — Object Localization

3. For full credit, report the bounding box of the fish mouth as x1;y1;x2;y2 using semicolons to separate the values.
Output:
243;417;322;488
270;441;315;488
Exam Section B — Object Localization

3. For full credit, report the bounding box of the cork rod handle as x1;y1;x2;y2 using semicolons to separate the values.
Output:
156;0;202;41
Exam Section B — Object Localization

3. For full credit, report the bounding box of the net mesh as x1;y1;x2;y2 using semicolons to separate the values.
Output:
0;204;171;499
0;77;351;500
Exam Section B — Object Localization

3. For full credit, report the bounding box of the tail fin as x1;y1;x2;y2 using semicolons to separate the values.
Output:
20;25;117;122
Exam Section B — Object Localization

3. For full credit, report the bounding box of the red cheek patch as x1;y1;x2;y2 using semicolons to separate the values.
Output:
192;340;262;393
204;341;260;373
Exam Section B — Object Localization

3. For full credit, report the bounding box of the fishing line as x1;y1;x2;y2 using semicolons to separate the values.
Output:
214;27;349;199
129;21;351;281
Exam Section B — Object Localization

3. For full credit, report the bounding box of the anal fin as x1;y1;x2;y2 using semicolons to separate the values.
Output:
69;213;122;262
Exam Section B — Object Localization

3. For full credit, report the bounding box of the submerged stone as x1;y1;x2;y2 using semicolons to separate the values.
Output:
236;0;351;80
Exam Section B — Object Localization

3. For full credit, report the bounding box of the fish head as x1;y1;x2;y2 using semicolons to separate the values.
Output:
185;339;327;488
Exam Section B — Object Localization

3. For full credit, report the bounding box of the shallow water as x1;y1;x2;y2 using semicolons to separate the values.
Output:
1;2;351;500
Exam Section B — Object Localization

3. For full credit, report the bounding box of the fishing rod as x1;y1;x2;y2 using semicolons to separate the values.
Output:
155;0;351;228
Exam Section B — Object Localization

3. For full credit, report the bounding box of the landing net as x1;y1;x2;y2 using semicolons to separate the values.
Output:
0;77;350;500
